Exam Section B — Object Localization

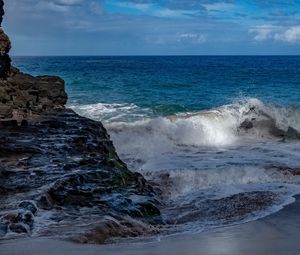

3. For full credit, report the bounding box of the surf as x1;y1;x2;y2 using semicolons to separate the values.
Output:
71;98;300;235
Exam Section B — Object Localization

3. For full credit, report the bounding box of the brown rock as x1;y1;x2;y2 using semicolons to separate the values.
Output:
0;29;10;54
0;105;12;118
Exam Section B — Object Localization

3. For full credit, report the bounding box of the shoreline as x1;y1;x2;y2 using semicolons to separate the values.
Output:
2;195;300;255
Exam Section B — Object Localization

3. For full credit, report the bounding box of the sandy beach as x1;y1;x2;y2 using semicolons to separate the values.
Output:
1;195;300;255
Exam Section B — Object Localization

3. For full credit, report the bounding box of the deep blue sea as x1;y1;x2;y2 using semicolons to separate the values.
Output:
12;56;300;233
13;56;300;118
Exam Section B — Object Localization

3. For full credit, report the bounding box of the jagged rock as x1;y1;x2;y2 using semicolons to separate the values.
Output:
0;28;10;53
0;72;68;120
1;208;35;233
0;1;66;117
0;0;161;243
17;211;34;228
19;201;38;215
36;194;54;210
0;111;161;242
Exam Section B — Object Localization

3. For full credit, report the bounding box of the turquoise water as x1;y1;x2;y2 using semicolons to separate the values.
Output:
12;56;300;234
13;56;300;119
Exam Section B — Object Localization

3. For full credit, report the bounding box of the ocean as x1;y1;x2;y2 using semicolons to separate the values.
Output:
12;56;300;235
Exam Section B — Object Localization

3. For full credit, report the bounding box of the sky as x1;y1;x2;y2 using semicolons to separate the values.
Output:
4;0;300;55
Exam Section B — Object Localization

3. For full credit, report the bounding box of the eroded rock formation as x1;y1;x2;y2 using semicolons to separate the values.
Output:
0;0;161;243
0;111;161;242
0;0;67;120
0;69;68;120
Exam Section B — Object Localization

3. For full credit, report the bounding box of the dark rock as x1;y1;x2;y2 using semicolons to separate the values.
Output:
0;111;161;241
37;194;54;210
285;127;300;139
17;211;34;228
63;162;78;171
239;115;300;141
1;211;18;223
0;119;17;127
268;165;300;176
0;105;12;118
19;201;38;215
240;119;253;129
0;0;161;243
20;119;28;127
0;73;68;119
8;223;30;234
0;221;8;237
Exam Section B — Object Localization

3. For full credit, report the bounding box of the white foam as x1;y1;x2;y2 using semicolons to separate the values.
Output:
71;98;300;148
70;98;300;234
69;102;151;122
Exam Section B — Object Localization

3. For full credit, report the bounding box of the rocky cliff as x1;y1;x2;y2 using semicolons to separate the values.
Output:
0;0;67;120
0;1;161;243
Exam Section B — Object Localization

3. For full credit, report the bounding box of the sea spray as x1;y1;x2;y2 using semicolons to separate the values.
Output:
67;98;300;236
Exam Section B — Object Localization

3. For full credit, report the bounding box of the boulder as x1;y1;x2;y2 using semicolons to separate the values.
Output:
8;223;30;234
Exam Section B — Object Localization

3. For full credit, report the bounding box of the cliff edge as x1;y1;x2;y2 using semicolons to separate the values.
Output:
0;0;161;243
0;0;67;121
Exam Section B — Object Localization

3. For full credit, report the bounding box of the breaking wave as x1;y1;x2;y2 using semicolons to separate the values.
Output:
104;98;300;154
71;98;300;147
71;98;300;235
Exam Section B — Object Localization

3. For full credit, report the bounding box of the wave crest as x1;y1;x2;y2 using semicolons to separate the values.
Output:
107;98;300;151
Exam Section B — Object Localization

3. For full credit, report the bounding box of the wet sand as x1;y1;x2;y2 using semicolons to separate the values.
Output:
2;195;300;255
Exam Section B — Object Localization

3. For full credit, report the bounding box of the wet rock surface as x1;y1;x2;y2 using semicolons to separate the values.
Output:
0;0;161;243
238;109;300;140
0;110;162;242
164;191;277;226
268;165;300;176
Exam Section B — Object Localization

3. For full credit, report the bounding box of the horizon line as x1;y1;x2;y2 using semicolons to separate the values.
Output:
11;54;300;58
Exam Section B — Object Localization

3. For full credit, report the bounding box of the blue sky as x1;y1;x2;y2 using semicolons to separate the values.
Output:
4;0;300;55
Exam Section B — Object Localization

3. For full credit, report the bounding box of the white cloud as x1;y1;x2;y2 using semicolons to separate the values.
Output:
274;26;300;43
249;25;277;41
177;33;206;43
249;25;300;43
203;2;235;12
